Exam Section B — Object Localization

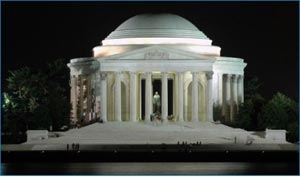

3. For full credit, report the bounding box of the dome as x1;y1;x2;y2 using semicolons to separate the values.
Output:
103;13;210;45
115;13;199;31
94;13;221;57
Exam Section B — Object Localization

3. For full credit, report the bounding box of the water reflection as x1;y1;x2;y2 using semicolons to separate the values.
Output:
2;162;298;175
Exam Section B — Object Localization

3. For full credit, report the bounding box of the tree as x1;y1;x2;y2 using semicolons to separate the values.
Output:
2;58;71;143
44;58;71;130
259;92;298;129
228;76;298;143
235;93;266;130
244;76;262;100
2;67;47;130
258;92;298;143
234;76;266;130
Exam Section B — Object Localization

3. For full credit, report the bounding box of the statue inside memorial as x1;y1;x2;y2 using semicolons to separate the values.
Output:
153;91;161;114
151;91;163;123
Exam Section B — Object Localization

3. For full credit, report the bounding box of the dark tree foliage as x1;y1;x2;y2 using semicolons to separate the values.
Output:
234;76;265;130
235;94;266;131
244;76;262;100
44;59;71;130
258;92;298;142
2;59;71;143
259;92;298;129
234;77;298;143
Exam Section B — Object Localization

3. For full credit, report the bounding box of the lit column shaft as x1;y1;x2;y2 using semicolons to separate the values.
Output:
225;74;231;121
162;72;168;121
115;72;122;121
240;76;244;103
100;72;107;122
192;72;199;122
177;72;184;122
145;72;152;122
130;72;137;122
70;75;77;121
230;75;237;122
218;73;223;106
95;73;101;115
79;76;84;120
206;72;214;122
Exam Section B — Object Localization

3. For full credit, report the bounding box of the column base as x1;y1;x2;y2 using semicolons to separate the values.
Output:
193;119;199;123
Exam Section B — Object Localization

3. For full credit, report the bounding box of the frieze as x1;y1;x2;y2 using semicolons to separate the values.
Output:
144;49;169;60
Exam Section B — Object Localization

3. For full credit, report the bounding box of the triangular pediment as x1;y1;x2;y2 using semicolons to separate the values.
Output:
97;46;215;61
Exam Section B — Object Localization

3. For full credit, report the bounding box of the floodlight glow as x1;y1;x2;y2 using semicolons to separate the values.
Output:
102;38;212;46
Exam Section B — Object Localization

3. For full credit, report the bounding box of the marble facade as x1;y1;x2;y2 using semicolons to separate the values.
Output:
67;14;247;124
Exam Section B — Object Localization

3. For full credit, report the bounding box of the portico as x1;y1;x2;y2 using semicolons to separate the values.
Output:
67;13;247;125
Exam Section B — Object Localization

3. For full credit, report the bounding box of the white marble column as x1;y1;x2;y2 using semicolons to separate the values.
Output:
218;73;223;106
206;71;214;122
79;76;84;120
115;72;122;121
177;72;184;122
130;72;137;122
212;72;218;106
145;72;152;122
192;72;199;122
225;74;231;121
162;72;168;121
240;75;244;103
237;75;240;107
95;73;101;115
230;75;237;122
100;72;107;122
70;75;78;121
86;76;92;115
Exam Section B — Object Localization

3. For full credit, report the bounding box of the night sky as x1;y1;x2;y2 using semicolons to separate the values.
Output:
2;2;299;100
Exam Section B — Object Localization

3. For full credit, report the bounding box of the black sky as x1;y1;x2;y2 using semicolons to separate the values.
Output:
1;2;299;100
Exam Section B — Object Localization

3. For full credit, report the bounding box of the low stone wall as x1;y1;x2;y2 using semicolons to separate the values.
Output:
26;130;48;142
265;129;286;143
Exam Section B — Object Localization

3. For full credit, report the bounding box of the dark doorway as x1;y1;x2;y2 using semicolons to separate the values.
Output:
153;80;162;96
141;79;162;119
141;79;145;120
168;80;173;115
141;78;173;119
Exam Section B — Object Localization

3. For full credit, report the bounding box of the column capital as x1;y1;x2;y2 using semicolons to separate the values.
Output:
145;72;152;76
192;72;199;77
238;75;244;79
162;71;168;75
231;74;238;82
100;72;107;78
129;71;137;75
205;71;214;80
225;74;231;83
177;71;184;75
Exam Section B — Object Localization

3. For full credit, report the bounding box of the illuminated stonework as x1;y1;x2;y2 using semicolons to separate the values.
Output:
67;13;247;124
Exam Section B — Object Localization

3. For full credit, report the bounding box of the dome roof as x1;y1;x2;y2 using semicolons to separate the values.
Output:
105;13;209;40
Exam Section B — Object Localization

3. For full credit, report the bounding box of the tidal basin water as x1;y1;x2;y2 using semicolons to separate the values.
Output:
2;162;298;175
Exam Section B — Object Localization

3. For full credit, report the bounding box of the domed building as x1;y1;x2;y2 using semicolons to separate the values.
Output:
68;13;247;125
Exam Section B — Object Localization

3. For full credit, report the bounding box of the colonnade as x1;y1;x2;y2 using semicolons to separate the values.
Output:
70;71;244;124
98;71;214;123
70;74;93;123
222;74;244;121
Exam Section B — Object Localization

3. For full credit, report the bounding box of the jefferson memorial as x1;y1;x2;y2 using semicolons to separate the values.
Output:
68;13;247;124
